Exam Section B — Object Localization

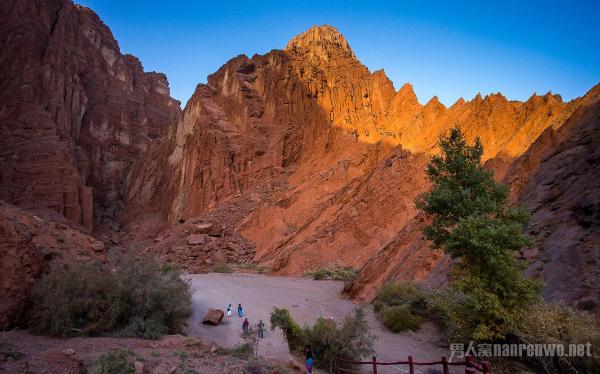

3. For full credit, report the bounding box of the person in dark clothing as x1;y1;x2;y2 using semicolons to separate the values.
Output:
257;320;265;338
305;345;314;373
242;318;249;336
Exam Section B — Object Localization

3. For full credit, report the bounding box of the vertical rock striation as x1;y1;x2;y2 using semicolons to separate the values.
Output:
0;0;181;231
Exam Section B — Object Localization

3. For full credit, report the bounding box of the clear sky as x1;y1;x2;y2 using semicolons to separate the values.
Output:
76;0;600;107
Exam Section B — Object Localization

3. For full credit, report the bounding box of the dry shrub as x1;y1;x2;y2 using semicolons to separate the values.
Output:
28;255;191;339
90;350;135;374
515;302;600;373
374;282;427;332
381;305;422;332
305;267;357;282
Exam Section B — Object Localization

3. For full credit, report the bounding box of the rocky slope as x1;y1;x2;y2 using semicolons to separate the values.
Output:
0;201;106;329
507;84;600;307
0;0;181;232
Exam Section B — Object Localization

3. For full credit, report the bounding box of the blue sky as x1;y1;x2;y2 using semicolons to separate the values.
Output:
76;0;600;107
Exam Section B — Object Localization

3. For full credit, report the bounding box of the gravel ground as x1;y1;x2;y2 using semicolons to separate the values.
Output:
0;331;258;373
185;273;457;374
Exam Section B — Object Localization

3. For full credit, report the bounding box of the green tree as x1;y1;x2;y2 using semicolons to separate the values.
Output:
417;127;541;341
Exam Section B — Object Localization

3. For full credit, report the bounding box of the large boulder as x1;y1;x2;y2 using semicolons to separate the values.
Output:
202;308;225;325
194;223;214;234
187;234;209;245
208;226;223;237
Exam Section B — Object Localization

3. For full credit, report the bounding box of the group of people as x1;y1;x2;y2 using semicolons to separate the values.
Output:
225;303;266;339
224;304;314;373
226;303;245;318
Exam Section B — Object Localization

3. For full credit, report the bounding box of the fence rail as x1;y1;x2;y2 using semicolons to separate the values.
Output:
335;355;491;374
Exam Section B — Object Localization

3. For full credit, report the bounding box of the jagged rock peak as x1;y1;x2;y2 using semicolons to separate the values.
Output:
398;82;416;95
483;92;509;105
397;83;419;104
426;95;443;106
451;97;466;108
285;25;356;61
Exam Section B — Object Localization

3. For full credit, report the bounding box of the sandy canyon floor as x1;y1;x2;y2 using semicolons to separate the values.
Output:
186;273;454;373
1;273;460;374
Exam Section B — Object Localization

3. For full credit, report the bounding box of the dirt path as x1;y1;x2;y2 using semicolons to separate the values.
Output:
185;273;455;373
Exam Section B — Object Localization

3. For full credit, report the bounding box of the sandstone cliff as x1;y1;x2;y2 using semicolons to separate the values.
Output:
123;25;589;300
0;0;181;231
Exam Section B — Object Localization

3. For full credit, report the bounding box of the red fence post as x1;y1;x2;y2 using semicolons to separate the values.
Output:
442;356;449;374
482;361;491;373
465;356;476;374
408;356;414;374
372;356;377;374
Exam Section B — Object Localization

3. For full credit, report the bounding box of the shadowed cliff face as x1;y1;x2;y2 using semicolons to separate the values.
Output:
0;201;106;329
122;24;597;308
506;84;600;306
0;0;181;231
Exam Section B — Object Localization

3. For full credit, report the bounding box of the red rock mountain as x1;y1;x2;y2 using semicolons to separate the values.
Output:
122;25;597;310
0;0;598;330
0;0;181;232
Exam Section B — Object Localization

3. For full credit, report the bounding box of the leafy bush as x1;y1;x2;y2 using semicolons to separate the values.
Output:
514;303;600;373
373;282;427;313
28;255;191;339
113;255;192;338
381;305;422;332
373;282;426;332
306;309;375;373
90;350;135;374
270;307;375;373
114;316;168;340
212;263;233;273
305;267;357;282
28;263;120;337
428;278;541;342
427;287;471;341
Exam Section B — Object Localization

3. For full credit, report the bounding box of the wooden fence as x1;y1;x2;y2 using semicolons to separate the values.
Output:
335;355;491;374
